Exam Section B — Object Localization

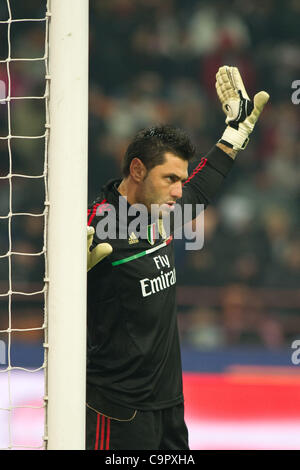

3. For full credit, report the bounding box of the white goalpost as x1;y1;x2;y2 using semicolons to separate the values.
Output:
46;0;89;450
0;0;89;450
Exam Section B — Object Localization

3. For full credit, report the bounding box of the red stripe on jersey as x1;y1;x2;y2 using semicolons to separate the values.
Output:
87;199;107;226
166;235;173;245
106;418;110;450
182;158;208;187
94;413;100;450
99;415;105;450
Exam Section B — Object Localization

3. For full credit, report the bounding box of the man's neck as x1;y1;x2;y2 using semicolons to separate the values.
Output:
117;178;136;206
117;179;127;197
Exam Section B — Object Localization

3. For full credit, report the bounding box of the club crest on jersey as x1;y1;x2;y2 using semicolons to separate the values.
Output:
128;232;139;245
147;223;156;245
158;220;167;240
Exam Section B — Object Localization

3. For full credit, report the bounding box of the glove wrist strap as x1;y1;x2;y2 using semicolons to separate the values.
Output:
220;125;250;150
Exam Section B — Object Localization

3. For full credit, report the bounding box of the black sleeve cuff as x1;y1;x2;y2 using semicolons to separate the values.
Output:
205;145;235;177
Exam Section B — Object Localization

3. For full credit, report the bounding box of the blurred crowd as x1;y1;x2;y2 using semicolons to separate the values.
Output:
0;0;300;351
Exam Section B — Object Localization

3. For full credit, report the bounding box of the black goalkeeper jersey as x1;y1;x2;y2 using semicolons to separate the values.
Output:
87;145;234;411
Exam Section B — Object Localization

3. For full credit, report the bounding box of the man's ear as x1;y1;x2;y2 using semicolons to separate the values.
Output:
129;157;147;182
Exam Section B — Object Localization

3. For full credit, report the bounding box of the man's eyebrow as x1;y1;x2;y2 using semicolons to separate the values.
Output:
166;173;188;182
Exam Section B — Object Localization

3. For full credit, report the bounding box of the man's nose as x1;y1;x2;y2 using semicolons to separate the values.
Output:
171;182;183;200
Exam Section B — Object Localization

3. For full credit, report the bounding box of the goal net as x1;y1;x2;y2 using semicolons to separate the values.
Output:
0;0;89;450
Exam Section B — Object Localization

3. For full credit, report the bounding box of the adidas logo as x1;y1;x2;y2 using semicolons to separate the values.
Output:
128;232;139;245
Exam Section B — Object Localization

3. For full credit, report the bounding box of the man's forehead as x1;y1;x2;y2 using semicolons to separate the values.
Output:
160;152;188;175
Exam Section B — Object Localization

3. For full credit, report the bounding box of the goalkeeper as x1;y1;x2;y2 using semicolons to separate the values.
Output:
86;66;269;450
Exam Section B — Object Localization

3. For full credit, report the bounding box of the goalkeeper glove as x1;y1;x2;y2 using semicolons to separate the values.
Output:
87;226;112;271
216;66;269;151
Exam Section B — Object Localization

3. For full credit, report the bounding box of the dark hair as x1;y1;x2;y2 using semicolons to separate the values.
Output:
122;124;196;177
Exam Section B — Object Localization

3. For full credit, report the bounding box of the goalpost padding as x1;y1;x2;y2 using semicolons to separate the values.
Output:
46;0;89;450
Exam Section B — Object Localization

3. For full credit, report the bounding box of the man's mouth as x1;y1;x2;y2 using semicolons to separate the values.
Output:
164;201;176;211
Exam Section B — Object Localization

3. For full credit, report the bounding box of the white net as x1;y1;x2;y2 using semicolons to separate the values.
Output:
0;0;50;450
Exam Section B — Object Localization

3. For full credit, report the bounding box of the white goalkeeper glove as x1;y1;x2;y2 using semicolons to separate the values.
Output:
87;226;112;271
216;65;269;151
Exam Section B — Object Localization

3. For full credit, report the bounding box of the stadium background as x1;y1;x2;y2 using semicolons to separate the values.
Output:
0;0;300;449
